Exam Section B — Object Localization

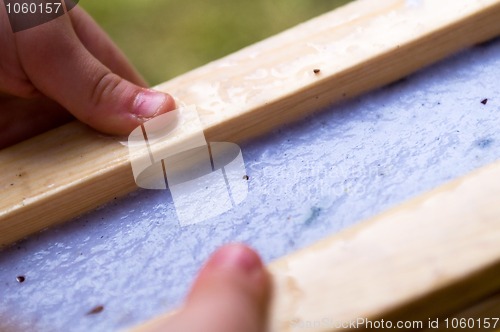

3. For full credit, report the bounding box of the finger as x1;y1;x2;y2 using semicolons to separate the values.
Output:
0;0;39;98
14;14;175;136
183;244;271;332
67;7;148;87
145;244;271;332
0;96;72;149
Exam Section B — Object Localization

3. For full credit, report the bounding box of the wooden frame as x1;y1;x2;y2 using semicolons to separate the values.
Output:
1;0;500;330
2;0;500;247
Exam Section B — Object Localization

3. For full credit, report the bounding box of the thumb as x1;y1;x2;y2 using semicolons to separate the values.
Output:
15;14;175;135
143;244;271;332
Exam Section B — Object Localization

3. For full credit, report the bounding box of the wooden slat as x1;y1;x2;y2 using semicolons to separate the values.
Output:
2;0;500;247
134;159;500;331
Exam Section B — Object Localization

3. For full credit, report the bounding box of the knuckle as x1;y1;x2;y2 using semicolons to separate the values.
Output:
84;72;123;124
90;72;122;109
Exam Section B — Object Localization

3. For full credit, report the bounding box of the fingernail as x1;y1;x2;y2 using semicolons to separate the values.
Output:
210;244;264;274
133;90;168;118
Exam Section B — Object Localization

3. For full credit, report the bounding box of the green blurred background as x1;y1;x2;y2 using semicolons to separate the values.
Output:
81;0;352;86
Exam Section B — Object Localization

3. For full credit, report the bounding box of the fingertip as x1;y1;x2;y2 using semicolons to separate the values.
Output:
132;89;176;120
82;80;177;137
205;243;265;275
142;245;271;332
196;244;270;300
189;243;271;314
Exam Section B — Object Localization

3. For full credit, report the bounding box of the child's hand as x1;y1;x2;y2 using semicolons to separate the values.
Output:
0;4;175;148
144;244;271;332
1;5;271;331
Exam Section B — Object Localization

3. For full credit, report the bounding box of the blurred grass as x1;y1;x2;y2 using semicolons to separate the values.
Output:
80;0;352;85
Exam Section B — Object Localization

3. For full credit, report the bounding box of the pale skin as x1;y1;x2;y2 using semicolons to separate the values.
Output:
0;3;175;148
0;3;271;331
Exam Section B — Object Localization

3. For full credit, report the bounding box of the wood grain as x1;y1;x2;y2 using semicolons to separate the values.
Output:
134;159;500;331
2;0;500;247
